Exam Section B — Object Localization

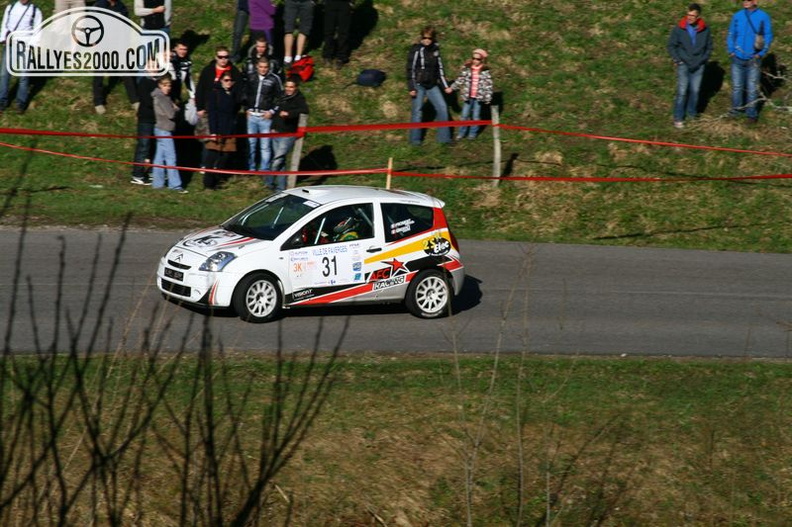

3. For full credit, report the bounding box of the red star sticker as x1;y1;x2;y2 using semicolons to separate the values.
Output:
385;258;407;274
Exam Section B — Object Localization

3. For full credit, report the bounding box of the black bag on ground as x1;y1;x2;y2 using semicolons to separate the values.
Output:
356;69;386;87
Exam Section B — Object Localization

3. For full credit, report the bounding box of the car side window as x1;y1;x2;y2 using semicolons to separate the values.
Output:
295;204;375;248
382;203;434;242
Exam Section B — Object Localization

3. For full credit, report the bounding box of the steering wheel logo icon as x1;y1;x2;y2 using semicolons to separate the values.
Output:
71;15;104;47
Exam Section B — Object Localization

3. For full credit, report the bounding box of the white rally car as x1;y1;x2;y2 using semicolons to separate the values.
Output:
157;186;465;322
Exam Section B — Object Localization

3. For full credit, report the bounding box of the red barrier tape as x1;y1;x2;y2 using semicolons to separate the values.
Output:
393;170;792;183
2;119;792;182
0;127;302;141
0;140;388;177
1;120;791;160
498;124;792;159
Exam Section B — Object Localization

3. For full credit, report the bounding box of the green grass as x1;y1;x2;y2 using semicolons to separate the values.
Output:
4;352;792;525
1;0;791;252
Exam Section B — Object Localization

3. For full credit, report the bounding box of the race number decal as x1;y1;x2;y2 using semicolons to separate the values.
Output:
289;242;364;289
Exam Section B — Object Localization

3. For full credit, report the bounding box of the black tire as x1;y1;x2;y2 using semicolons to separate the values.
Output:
405;270;451;319
232;273;282;323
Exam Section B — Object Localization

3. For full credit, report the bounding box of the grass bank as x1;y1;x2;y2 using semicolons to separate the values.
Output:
1;352;791;525
1;0;791;252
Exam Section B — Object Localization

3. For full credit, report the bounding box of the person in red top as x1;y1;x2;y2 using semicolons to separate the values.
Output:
666;3;712;129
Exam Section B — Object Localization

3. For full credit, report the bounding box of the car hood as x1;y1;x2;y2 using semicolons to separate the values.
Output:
166;227;272;261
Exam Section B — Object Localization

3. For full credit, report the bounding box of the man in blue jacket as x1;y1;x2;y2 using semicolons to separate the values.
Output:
727;0;773;124
667;3;712;129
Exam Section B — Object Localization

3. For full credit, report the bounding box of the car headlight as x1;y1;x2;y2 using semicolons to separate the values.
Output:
199;251;236;272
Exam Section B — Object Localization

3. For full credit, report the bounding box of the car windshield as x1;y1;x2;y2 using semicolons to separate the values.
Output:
222;194;319;240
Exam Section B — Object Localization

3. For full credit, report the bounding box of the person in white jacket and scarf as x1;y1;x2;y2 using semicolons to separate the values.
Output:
449;48;494;140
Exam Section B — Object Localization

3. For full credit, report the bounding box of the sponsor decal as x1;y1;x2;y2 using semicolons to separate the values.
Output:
367;258;408;282
6;7;168;77
390;218;415;236
373;275;406;291
424;235;451;256
311;245;349;256
352;262;362;272
292;288;314;300
184;230;239;248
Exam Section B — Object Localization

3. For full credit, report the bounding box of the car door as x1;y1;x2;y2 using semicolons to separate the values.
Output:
281;202;382;306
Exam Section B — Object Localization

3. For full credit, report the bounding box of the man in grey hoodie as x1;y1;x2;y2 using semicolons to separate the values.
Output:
151;75;187;193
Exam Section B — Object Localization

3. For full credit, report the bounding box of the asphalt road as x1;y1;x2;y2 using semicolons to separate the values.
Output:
1;227;789;357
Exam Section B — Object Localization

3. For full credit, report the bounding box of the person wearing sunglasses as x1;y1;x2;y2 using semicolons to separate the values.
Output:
448;48;494;140
195;46;242;117
666;3;712;129
203;74;243;190
406;26;452;145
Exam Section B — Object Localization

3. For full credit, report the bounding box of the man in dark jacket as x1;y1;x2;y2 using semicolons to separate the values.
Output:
195;46;242;115
130;63;160;185
269;75;309;192
406;26;451;145
667;3;712;129
245;58;283;182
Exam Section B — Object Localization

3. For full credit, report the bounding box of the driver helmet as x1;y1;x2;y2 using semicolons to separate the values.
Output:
334;216;359;235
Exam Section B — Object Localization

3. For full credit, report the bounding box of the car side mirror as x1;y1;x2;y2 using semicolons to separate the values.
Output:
282;234;305;250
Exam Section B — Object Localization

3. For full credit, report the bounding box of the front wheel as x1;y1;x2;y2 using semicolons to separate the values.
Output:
405;270;451;319
232;273;282;323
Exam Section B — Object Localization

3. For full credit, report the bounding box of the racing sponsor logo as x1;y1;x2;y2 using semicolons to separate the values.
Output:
424;235;451;256
373;275;406;291
390;218;415;237
292;288;314;300
184;229;244;248
367;258;408;282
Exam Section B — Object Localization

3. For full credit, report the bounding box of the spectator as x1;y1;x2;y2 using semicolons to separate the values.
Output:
92;0;139;115
667;4;712;130
0;0;42;114
169;39;195;102
53;0;84;12
245;58;283;185
151;75;187;193
131;62;160;185
246;35;281;79
449;48;493;140
406;26;451;145
322;0;352;68
282;0;314;66
196;46;242;115
269;74;309;192
134;0;172;37
203;72;242;190
195;46;242;175
727;0;773;124
231;0;249;63
249;0;276;50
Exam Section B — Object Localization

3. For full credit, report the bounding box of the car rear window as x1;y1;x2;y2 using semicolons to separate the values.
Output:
382;203;434;242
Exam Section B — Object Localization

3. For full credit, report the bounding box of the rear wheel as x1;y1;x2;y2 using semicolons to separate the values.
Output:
405;270;450;319
232;273;282;323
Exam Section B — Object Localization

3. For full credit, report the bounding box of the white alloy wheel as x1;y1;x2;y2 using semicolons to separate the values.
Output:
233;273;282;323
405;270;450;318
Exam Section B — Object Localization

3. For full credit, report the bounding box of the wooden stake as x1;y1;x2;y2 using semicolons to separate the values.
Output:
287;114;309;189
491;105;501;187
